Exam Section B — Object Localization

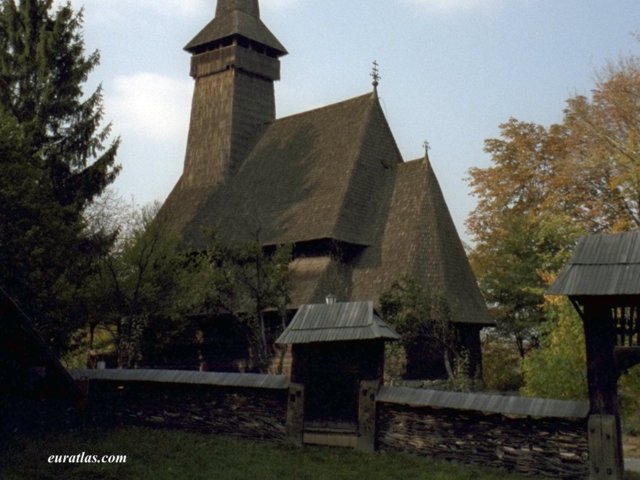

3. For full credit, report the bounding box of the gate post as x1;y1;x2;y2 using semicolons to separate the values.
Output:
286;382;304;446
583;302;623;480
588;415;622;479
357;380;380;452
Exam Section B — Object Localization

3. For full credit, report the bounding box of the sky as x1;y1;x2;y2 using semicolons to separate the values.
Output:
60;0;639;243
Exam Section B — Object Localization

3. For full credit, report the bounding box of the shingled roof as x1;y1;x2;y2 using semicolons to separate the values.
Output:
276;301;400;345
184;0;287;55
349;158;492;325
161;91;492;326
177;92;402;249
548;231;640;296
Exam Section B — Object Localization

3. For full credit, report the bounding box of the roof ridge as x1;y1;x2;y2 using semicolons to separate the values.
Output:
271;92;375;124
369;96;404;166
404;157;428;165
331;93;405;244
572;261;640;265
303;300;372;307
291;324;373;331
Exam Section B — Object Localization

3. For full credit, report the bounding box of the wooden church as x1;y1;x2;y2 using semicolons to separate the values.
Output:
159;0;492;375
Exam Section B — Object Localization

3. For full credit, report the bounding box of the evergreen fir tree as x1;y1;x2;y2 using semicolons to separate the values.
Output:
0;0;120;351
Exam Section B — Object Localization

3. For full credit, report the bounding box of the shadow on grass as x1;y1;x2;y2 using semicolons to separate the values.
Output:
0;426;572;480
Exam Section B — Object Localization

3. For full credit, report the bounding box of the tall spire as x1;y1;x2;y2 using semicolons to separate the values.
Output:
216;0;259;18
185;0;286;56
178;0;286;190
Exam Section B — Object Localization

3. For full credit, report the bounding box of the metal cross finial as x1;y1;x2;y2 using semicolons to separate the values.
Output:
370;60;381;90
423;140;432;163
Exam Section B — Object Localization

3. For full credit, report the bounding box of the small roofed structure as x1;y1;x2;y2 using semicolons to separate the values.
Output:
276;300;398;445
276;301;400;345
548;231;640;480
549;230;640;297
549;231;640;368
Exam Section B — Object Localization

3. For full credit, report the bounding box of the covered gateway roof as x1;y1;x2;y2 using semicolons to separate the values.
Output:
548;231;640;296
275;301;400;345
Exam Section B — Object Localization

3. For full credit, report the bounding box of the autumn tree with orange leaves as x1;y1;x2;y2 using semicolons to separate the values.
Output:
468;49;640;358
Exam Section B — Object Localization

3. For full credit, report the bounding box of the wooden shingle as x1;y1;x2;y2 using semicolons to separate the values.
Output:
160;0;492;327
184;0;287;55
549;231;640;296
275;301;400;344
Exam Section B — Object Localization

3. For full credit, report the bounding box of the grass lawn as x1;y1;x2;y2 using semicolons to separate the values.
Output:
0;427;542;480
2;427;639;480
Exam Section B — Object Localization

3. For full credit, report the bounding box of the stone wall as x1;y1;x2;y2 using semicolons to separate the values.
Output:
375;387;589;479
73;369;289;441
70;370;592;478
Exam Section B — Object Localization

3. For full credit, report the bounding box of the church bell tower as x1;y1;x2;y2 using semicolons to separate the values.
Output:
181;0;287;188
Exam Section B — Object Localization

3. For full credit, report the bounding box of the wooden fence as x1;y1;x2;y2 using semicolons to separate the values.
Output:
70;370;590;478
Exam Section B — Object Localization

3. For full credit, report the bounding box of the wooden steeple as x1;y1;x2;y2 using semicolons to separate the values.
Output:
159;1;492;379
185;0;286;56
179;0;287;190
216;0;259;18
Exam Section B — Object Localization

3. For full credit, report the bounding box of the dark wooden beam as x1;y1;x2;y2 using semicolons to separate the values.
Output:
582;298;624;478
357;380;380;453
285;383;304;446
583;300;620;415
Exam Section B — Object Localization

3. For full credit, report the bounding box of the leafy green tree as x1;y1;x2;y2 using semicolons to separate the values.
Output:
201;235;292;372
619;365;640;435
469;48;640;400
467;119;571;353
560;55;640;231
84;214;292;370
481;332;523;391
467;51;640;357
380;277;457;380
0;0;119;351
470;212;583;356
88;203;197;368
520;298;587;400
